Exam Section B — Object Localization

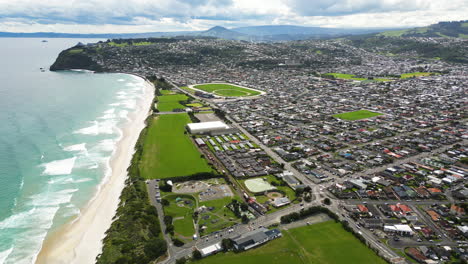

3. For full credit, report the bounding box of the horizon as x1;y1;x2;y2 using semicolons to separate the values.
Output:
0;0;466;34
0;24;414;35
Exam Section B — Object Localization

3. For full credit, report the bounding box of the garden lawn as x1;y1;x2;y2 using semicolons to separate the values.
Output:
139;114;212;179
194;84;261;97
157;94;188;112
333;110;383;121
198;221;387;264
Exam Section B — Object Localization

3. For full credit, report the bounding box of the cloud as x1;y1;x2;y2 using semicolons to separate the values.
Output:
0;0;466;32
286;0;431;16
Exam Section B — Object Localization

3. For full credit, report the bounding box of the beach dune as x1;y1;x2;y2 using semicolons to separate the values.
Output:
35;79;154;264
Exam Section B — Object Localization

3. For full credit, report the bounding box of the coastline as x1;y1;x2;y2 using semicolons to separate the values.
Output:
35;75;154;264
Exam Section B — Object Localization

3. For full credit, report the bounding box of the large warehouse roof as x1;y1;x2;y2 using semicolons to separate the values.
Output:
187;121;230;132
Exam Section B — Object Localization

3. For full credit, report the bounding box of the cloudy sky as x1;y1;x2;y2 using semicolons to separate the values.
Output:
0;0;466;33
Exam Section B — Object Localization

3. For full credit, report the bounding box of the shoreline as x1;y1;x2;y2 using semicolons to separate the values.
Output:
35;75;154;264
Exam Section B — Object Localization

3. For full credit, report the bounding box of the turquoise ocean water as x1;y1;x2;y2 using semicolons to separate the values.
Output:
0;38;148;263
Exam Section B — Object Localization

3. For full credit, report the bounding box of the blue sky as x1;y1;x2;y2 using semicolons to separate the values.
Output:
0;0;466;33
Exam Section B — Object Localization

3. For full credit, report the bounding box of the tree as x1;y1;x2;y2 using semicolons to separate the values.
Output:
242;215;249;224
143;238;167;260
221;238;234;252
176;258;187;264
192;249;202;260
161;198;170;206
240;203;248;211
172;238;185;247
323;198;331;205
163;215;173;226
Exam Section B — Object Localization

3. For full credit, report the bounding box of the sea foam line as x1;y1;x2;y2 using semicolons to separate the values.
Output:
40;157;77;176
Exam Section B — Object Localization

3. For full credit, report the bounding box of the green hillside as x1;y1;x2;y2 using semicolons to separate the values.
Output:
379;20;468;39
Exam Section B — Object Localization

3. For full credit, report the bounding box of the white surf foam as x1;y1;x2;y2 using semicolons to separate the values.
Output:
118;110;129;119
74;121;99;135
41;157;76;176
74;120;117;135
117;78;125;82
28;189;78;207
63;143;88;157
95;139;116;152
0;206;59;230
0;247;13;264
72;178;93;183
121;99;136;109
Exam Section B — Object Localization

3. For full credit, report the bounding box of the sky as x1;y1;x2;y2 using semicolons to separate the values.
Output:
0;0;466;33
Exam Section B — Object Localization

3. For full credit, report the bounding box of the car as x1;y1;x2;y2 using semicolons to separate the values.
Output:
417;238;422;242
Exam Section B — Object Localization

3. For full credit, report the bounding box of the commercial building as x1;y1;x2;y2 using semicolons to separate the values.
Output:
384;224;414;236
231;227;282;251
187;121;230;134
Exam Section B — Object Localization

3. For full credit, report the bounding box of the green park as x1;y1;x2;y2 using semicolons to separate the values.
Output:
332;110;383;121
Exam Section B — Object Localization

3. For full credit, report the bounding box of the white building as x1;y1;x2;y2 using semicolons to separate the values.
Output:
187;121;230;134
198;242;222;257
384;224;414;236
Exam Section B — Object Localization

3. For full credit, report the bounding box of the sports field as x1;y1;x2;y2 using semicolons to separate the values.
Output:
193;83;262;97
333;110;383;121
157;94;188;112
139;114;212;179
244;178;276;193
198;221;387;264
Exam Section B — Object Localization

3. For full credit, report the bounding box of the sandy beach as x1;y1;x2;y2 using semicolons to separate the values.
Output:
35;78;154;264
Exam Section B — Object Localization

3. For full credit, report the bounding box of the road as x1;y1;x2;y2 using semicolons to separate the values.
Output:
147;180;177;263
153;79;445;263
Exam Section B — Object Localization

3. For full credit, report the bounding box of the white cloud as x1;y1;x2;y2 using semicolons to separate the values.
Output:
0;0;466;32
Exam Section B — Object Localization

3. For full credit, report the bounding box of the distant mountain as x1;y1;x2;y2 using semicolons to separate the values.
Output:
6;22;464;42
192;26;251;41
232;25;389;36
379;20;468;39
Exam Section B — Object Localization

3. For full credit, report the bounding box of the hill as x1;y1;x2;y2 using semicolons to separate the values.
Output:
0;25;397;42
379;20;468;39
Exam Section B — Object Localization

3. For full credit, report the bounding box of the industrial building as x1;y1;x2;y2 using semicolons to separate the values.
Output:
187;121;230;134
231;227;281;251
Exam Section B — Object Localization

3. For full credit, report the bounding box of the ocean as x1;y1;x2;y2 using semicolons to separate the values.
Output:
0;38;148;264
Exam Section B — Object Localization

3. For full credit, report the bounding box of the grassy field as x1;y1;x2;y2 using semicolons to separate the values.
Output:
400;72;436;79
68;48;83;54
108;41;153;47
333;110;383;121
324;73;367;81
157;94;188;112
194;84;262;97
163;182;240;237
160;90;175;95
199;196;240;234
139;114;213;179
198;221;387;264
324;73;392;82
